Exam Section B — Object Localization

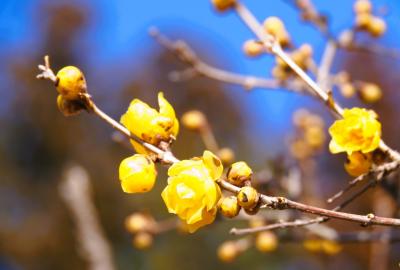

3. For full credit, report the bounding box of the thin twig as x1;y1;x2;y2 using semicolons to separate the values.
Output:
230;180;375;235
327;161;400;204
317;39;337;92
149;27;305;93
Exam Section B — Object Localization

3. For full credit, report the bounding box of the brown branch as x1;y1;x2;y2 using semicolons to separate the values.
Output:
231;180;375;236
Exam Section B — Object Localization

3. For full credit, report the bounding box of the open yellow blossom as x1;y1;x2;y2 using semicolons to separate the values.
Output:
329;108;381;154
161;151;223;233
120;92;179;154
119;154;157;193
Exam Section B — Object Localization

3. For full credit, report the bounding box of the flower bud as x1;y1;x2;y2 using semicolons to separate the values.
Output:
243;40;264;57
237;186;259;209
219;196;240;218
344;151;372;177
340;83;356;98
355;13;373;29
359;83;382;103
211;0;236;12
125;213;155;233
354;0;372;14
227;161;253;186
304;126;325;149
255;231;278;252
119;154;157;193
217;241;239;263
181;110;207;131
244;205;260;215
368;17;386;37
303;239;321;252
133;232;153;250
56;66;87;100
217;147;235;165
263;17;290;47
298;44;313;59
56;94;85;116
272;66;289;81
321;240;342;255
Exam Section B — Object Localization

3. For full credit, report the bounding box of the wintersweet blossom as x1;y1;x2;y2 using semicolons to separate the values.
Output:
120;92;179;154
329;108;381;154
161;151;223;233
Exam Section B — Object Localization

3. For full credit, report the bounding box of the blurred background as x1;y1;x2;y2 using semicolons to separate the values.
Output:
1;0;400;269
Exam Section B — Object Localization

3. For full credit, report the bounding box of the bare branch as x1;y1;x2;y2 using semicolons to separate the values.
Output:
149;27;306;93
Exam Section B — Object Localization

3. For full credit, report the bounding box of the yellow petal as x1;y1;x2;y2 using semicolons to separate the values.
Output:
185;208;217;233
158;92;176;119
329;139;346;154
202;150;223;180
168;159;202;177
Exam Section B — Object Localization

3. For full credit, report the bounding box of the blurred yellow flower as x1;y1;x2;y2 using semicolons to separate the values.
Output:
303;239;342;255
119;154;157;193
120;92;179;154
161;151;223;233
329;108;381;154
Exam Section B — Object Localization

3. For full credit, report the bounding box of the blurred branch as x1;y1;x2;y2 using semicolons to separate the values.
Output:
327;161;400;204
317;39;337;92
59;165;115;270
149;27;306;93
283;230;400;243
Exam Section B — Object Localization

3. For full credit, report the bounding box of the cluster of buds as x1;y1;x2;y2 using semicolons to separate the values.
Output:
263;17;291;48
303;239;342;255
354;0;386;37
242;39;265;58
336;72;382;103
125;212;157;250
272;44;313;81
37;58;93;117
219;161;261;217
290;109;325;160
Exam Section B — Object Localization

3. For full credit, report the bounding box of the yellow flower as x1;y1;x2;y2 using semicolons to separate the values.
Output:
161;151;223;233
329;108;381;154
119;154;157;193
120;92;179;154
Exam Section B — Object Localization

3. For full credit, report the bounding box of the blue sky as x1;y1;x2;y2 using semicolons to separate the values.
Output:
1;0;399;160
